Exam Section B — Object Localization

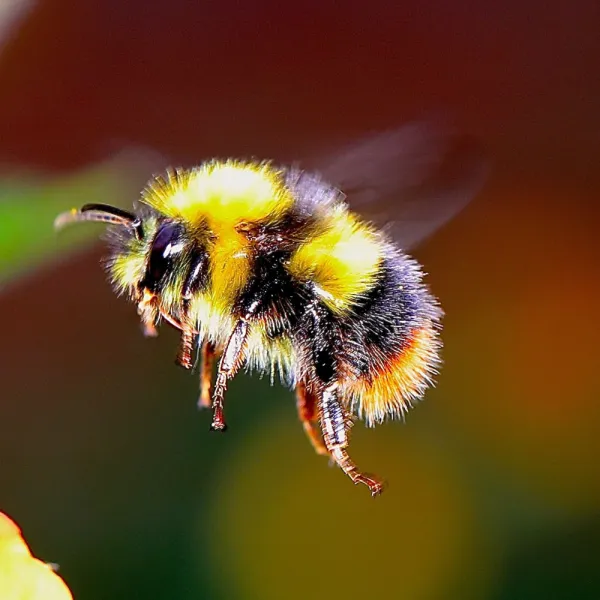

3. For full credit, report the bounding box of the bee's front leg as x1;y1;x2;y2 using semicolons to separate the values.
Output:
175;327;197;370
176;249;209;370
172;299;199;370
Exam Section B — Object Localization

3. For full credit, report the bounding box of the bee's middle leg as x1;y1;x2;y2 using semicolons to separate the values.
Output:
209;277;273;431
211;318;252;431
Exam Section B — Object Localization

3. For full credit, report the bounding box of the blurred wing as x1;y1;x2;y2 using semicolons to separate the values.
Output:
305;121;488;250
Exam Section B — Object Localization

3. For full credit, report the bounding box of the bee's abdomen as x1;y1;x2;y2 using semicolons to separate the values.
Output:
339;247;443;425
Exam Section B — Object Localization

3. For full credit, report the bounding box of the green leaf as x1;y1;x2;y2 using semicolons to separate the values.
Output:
0;149;162;289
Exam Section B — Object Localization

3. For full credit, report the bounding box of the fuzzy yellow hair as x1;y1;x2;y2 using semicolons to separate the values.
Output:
141;161;294;226
288;205;383;315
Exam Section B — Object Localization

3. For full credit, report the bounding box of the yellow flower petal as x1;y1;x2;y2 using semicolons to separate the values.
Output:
0;513;73;600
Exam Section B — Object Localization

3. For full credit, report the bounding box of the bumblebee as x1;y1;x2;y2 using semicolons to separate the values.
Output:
55;123;484;496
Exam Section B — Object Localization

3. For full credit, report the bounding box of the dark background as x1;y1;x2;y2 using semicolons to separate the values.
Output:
1;1;599;599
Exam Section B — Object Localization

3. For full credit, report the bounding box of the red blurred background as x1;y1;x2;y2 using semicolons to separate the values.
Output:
0;2;599;599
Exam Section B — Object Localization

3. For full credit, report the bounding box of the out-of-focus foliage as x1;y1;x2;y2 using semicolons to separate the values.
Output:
0;512;73;600
0;149;162;289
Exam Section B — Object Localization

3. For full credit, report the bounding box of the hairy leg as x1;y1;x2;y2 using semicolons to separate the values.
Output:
299;300;385;495
209;261;282;430
320;383;385;497
210;320;250;431
175;327;196;370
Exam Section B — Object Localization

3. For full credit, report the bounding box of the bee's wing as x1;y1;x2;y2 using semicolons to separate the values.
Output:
305;121;488;250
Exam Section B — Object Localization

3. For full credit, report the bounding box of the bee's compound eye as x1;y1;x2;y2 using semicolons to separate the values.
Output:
144;221;186;291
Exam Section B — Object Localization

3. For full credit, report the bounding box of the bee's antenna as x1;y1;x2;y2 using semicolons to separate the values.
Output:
54;203;144;239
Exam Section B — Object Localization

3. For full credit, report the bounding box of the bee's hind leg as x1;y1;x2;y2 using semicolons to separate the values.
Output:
320;383;385;497
296;381;329;456
301;299;384;495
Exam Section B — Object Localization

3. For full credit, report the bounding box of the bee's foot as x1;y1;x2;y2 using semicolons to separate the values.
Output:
209;419;228;432
354;474;386;497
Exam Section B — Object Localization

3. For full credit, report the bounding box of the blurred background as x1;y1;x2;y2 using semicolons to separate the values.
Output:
1;1;599;598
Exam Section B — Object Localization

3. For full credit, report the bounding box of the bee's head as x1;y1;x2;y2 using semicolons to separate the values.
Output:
55;203;201;336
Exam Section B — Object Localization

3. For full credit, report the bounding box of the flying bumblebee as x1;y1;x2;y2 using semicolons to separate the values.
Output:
55;122;485;496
